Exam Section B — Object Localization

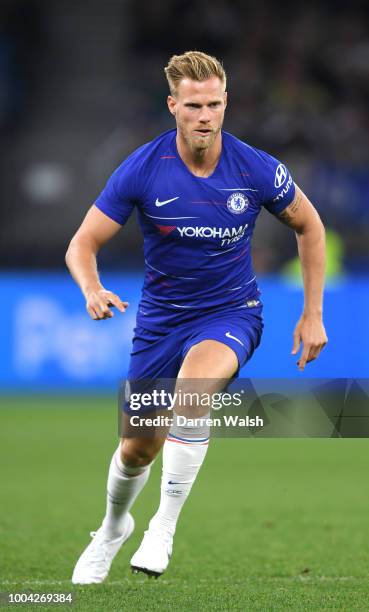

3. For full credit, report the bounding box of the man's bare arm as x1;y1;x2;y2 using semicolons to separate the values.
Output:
277;184;328;370
65;205;129;320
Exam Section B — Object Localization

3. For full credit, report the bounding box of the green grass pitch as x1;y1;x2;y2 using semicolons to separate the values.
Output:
1;396;369;611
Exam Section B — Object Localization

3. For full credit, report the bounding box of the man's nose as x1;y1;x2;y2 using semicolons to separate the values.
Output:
199;107;211;123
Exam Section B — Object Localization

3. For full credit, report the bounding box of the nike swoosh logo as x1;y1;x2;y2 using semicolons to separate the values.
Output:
225;331;244;346
155;197;179;207
168;480;184;485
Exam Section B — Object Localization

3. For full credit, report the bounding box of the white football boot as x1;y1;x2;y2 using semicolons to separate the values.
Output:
130;529;173;578
72;513;134;584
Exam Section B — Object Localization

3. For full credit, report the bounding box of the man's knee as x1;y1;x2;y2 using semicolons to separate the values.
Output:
120;437;163;468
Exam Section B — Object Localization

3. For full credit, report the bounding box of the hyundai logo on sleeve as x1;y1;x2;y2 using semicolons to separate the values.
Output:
274;164;288;188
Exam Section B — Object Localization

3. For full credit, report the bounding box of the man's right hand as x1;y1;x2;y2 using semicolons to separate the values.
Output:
86;289;129;320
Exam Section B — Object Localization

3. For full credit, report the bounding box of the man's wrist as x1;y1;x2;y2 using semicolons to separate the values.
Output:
83;283;104;299
302;308;323;318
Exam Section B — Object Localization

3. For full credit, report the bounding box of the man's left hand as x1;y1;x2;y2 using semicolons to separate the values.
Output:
292;314;328;371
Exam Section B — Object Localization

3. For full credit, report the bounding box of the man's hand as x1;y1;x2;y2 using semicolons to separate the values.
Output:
292;314;328;371
86;289;129;320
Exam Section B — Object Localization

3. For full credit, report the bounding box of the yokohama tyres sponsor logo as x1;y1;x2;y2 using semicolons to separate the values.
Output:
273;175;293;202
177;224;248;239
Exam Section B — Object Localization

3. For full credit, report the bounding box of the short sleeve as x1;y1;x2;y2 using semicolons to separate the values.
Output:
94;154;140;225
256;149;296;215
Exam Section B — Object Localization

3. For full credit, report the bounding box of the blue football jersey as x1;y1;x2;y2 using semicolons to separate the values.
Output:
95;129;295;330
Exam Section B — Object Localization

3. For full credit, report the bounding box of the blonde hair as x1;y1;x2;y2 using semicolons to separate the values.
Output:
164;51;226;96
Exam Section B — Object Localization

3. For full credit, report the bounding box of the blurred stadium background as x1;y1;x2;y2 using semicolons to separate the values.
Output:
0;0;368;392
1;2;369;608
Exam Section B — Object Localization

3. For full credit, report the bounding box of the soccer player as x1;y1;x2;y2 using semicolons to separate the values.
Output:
66;51;327;583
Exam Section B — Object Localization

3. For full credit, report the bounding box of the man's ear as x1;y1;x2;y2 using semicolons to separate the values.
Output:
223;91;228;109
167;95;177;116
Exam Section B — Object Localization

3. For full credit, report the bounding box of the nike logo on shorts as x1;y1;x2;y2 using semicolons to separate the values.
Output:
225;331;244;346
155;196;179;207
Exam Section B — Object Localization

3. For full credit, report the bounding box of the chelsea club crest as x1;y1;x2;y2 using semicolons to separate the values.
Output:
226;192;249;214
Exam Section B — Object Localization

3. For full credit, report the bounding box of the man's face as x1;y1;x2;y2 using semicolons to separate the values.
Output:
167;76;227;152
